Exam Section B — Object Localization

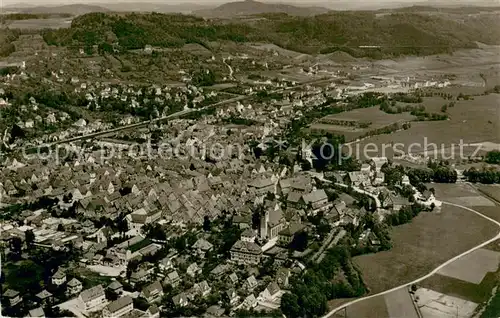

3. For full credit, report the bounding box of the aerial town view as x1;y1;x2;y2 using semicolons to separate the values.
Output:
0;0;499;317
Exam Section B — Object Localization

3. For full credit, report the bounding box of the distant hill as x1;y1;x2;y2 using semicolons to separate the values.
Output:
99;2;214;14
414;0;500;8
41;9;500;58
194;0;330;17
381;4;500;13
7;4;109;15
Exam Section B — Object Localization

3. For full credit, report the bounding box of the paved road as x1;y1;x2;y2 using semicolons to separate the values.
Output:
323;201;500;318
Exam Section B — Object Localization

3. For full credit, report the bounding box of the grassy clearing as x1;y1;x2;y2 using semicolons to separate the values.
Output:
353;203;498;294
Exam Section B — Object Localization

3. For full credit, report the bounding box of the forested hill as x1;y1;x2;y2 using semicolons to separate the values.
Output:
41;10;500;58
193;0;329;18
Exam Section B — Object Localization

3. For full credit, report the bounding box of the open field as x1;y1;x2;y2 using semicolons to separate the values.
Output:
419;270;499;305
477;185;500;204
351;93;500;159
384;288;419;318
415;288;479;318
329;296;388;318
249;43;311;59
431;183;495;207
353;204;498;294
371;46;500;85
3;18;72;29
310;107;414;142
321;107;414;124
472;206;500;223
437;248;500;284
420;96;457;113
330;287;421;318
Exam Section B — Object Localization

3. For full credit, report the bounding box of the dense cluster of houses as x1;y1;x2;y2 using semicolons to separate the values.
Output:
1;145;440;317
0;53;445;318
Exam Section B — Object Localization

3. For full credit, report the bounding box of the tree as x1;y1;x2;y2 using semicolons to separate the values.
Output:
289;231;308;251
10;124;25;141
144;224;166;241
126;259;140;279
5;260;43;293
174;236;187;252
25;229;35;250
116;216;128;235
316;222;331;240
192;70;216;87
265;192;275;201
301;160;312;171
281;293;301;318
10;237;22;255
203;216;211;232
486;150;500;164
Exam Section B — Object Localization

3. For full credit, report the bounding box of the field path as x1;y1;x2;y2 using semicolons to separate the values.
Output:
324;201;500;318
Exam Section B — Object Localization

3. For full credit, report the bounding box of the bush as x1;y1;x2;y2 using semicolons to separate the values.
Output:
485;150;500;164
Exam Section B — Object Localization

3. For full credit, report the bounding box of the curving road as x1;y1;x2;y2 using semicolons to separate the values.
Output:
324;201;500;318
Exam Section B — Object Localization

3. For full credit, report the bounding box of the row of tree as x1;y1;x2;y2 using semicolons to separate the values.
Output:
405;161;457;184
411;107;449;121
385;204;426;226
464;167;500;184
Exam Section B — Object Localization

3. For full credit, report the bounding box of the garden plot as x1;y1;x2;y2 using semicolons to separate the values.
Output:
415;288;478;318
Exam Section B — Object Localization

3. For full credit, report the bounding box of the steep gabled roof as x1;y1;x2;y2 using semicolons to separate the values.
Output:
80;284;104;302
105;296;132;314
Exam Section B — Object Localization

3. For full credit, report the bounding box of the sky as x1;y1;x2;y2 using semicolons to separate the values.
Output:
1;0;424;6
1;0;495;8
